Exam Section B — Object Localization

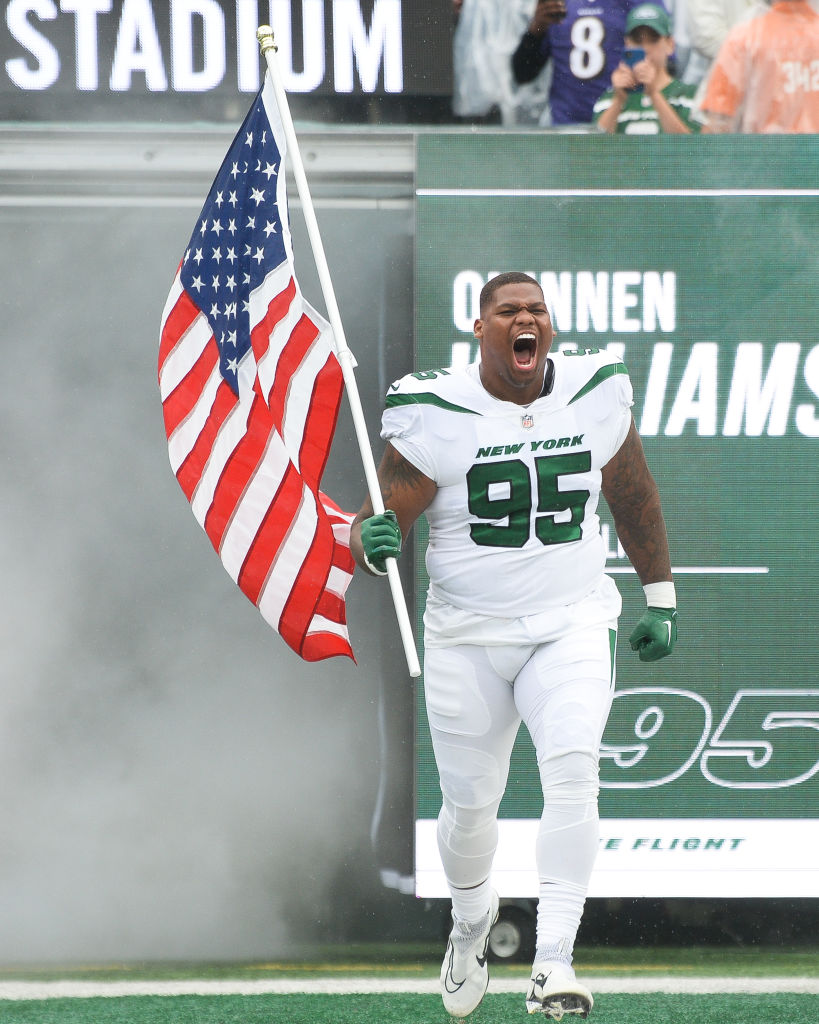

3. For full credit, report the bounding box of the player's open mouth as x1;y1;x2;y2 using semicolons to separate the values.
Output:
513;332;537;370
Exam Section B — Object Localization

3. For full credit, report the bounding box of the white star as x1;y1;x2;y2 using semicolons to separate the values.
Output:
193;248;203;264
261;130;267;144
255;159;261;172
250;187;265;206
210;302;219;317
246;215;255;229
226;247;236;264
211;219;223;236
230;162;240;179
212;247;222;264
184;247;190;263
228;330;237;346
263;220;277;238
226;357;238;373
229;191;237;206
243;273;251;285
228;219;237;235
245;131;253;147
211;275;220;291
253;247;265;264
199;218;207;235
191;275;204;292
215;191;224;207
226;275;236;292
262;161;277;180
242;298;251;314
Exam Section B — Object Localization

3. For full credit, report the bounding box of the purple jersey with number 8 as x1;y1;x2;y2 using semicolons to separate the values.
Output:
518;0;645;125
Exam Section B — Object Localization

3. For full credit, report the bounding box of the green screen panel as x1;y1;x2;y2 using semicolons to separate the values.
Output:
413;135;819;898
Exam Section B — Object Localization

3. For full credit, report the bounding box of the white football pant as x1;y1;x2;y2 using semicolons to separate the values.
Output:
424;625;616;949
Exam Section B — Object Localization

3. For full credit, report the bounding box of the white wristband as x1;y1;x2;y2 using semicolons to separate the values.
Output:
643;581;676;608
363;553;388;577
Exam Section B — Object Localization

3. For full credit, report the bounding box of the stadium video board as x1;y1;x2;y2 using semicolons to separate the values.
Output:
414;134;819;899
1;0;452;120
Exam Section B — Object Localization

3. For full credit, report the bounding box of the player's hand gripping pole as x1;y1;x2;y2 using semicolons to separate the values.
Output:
257;26;421;679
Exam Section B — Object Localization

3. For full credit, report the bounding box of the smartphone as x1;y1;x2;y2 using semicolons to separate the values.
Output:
623;47;645;92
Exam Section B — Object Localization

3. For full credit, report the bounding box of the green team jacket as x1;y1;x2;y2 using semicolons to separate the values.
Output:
593;80;702;134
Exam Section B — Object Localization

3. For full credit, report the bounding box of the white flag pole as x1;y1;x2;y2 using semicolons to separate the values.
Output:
256;26;421;679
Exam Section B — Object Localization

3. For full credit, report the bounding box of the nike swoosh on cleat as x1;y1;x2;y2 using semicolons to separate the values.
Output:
443;943;465;994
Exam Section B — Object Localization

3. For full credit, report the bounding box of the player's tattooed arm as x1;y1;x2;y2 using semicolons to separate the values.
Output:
350;443;437;568
601;418;673;586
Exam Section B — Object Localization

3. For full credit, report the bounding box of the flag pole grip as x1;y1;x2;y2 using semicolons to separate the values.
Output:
257;26;421;678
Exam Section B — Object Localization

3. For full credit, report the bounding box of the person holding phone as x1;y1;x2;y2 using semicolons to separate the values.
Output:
511;0;644;125
593;3;702;132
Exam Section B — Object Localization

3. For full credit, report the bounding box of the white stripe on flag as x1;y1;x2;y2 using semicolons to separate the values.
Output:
257;488;319;629
280;337;331;467
219;436;286;580
159;273;184;331
189;396;251;523
159;313;214;402
167;361;223;475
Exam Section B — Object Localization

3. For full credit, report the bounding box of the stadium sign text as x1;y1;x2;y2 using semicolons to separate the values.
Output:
4;0;410;94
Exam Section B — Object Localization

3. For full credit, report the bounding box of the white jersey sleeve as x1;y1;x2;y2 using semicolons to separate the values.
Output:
381;352;633;619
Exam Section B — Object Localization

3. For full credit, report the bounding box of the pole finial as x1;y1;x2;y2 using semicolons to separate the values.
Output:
256;25;277;54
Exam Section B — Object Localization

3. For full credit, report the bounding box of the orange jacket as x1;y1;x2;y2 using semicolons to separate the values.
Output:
702;1;819;132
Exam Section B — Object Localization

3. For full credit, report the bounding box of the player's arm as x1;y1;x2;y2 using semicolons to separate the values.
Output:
602;417;677;661
601;417;671;585
351;442;437;576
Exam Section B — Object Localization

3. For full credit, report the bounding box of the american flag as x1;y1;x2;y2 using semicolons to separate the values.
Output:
158;78;356;663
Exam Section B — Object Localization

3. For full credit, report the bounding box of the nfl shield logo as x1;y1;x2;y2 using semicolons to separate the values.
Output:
521;414;534;429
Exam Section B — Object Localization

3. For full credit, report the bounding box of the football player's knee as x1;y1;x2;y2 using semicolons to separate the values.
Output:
539;748;600;805
436;743;506;811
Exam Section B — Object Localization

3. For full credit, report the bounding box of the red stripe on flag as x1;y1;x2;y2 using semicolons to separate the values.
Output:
251;276;297;367
175;380;239;501
265;314;320;428
331;541;356;576
237;463;304;605
203;392;270;550
298;354;344;488
300;630;356;663
314;589;347;625
277;515;336;655
162;338;220;439
158;286;199;376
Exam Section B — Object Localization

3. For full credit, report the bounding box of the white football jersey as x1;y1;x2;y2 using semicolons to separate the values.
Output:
382;349;633;620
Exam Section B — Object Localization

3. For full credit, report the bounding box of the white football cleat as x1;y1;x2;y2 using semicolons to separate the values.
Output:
525;960;593;1019
439;889;500;1017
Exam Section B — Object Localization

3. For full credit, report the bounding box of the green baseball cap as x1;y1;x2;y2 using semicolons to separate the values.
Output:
625;3;672;36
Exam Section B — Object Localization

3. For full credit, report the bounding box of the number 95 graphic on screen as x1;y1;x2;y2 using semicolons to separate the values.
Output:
600;688;819;789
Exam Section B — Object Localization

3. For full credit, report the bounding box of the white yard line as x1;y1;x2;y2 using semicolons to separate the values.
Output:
0;977;816;1000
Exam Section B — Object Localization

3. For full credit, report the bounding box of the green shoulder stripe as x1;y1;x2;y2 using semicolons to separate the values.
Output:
568;362;629;405
385;392;480;415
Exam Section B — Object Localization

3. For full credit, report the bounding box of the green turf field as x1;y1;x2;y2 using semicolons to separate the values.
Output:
0;947;815;1024
0;992;817;1024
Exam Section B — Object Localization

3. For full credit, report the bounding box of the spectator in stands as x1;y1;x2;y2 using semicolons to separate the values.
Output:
686;0;764;79
700;0;819;132
452;1;542;125
593;4;702;131
511;0;644;125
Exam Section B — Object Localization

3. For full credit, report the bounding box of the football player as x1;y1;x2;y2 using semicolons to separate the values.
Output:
351;272;677;1018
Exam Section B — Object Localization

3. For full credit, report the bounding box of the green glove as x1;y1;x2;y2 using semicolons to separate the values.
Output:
629;607;678;662
360;510;402;576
